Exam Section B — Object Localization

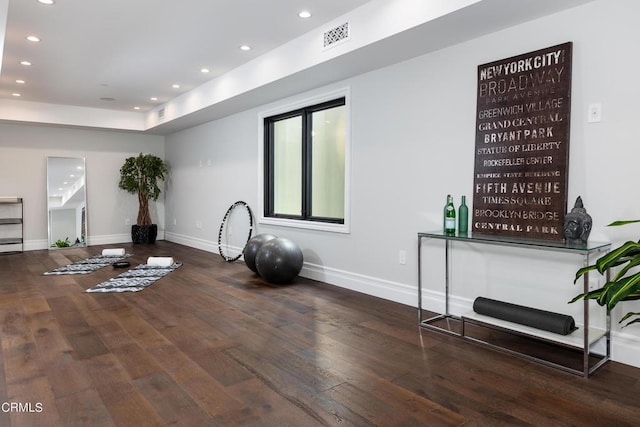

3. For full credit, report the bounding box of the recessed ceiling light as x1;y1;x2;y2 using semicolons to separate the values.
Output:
240;45;251;51
172;84;180;89
12;93;21;97
299;11;311;18
20;61;32;66
150;97;158;101
16;80;25;84
133;106;141;110
200;68;210;74
37;0;55;4
26;35;41;43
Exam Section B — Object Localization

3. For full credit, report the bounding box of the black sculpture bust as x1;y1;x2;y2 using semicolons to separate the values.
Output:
563;196;592;245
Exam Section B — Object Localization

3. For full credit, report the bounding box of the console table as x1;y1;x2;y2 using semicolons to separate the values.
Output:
417;230;611;377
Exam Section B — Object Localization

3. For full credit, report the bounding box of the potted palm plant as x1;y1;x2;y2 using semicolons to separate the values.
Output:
571;220;640;327
118;153;168;244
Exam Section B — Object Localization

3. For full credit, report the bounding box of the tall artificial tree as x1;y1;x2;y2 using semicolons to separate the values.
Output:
118;153;168;225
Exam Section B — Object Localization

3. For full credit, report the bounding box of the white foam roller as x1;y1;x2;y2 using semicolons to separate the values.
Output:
102;248;125;256
147;256;175;267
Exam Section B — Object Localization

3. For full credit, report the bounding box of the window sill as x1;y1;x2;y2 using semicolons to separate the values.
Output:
258;216;349;234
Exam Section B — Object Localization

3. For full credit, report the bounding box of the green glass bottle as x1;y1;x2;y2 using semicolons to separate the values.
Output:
443;194;456;235
458;195;469;235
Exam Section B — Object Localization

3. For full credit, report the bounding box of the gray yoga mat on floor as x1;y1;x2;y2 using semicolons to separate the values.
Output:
44;254;132;275
85;263;182;293
472;296;577;335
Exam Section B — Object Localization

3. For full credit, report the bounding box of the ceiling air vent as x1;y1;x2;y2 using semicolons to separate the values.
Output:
158;107;165;120
323;22;350;49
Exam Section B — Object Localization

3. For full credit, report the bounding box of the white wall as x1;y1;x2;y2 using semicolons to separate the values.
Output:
0;123;165;249
164;113;258;252
164;0;640;368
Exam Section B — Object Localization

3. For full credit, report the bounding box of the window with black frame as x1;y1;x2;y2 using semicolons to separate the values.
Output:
264;97;346;224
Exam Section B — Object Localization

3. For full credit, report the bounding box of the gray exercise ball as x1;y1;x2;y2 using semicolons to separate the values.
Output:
243;234;277;273
255;237;303;284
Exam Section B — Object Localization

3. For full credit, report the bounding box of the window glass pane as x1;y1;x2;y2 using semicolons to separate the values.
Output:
273;117;302;216
311;105;345;219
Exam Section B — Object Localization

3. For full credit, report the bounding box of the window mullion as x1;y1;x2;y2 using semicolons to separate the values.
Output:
301;110;312;219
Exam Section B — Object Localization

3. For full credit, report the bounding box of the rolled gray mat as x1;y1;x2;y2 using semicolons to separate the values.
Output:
472;297;577;335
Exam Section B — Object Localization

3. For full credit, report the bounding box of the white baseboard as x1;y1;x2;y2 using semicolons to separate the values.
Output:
86;233;132;246
301;262;417;307
24;239;49;251
164;231;245;260
138;233;640;370
24;230;166;250
26;236;127;251
164;231;217;253
87;230;167;246
611;331;640;368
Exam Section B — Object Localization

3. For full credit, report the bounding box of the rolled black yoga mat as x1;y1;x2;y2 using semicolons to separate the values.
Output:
472;297;577;336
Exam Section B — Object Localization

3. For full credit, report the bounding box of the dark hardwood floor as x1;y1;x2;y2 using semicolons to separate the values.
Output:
0;241;639;426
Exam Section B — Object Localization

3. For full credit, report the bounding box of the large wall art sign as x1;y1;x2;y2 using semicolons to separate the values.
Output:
472;42;572;240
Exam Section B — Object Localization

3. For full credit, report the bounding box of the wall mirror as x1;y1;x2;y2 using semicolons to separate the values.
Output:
47;156;87;249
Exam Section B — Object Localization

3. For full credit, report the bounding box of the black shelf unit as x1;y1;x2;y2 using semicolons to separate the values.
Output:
0;197;24;254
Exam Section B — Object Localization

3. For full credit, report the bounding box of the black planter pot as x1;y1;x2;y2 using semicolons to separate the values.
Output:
131;224;158;244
